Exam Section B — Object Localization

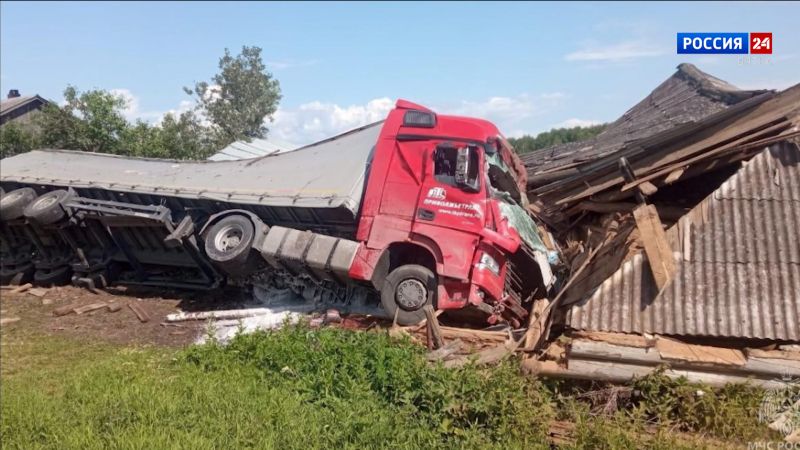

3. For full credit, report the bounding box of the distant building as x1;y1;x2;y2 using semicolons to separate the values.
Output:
0;90;50;127
208;136;298;161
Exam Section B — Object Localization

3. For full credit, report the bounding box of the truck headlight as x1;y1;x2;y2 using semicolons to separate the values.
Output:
477;253;500;276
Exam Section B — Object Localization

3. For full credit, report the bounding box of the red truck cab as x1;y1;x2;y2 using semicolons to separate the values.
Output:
350;100;552;326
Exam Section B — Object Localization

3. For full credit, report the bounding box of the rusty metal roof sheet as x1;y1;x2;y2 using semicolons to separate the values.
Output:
567;142;800;341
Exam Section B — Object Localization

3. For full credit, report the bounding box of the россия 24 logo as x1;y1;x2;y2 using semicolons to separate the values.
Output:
677;32;772;54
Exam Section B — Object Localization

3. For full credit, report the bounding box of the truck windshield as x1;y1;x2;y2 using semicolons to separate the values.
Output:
485;150;547;253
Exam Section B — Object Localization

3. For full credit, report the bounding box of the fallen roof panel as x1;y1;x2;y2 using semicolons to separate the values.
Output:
567;142;800;341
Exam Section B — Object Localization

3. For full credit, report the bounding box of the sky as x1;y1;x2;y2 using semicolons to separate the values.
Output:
2;1;798;145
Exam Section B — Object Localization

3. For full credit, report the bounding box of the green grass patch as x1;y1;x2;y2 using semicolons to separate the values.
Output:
1;325;776;449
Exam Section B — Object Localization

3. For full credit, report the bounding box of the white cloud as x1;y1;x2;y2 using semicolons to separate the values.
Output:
270;92;570;145
554;118;602;128
109;88;194;124
269;98;393;145
565;40;665;62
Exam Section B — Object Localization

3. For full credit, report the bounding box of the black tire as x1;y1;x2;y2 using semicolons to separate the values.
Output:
23;190;73;225
0;188;37;221
204;214;256;276
33;265;73;286
380;264;437;326
0;263;34;285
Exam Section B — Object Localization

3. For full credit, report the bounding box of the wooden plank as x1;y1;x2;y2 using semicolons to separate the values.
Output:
423;305;444;350
523;357;793;389
107;303;122;313
10;283;32;294
570;331;653;348
655;337;746;367
664;167;686;184
128;303;151;323
53;303;82;316
746;348;800;361
637;181;658;196
74;302;108;315
620;120;796;193
633;204;675;290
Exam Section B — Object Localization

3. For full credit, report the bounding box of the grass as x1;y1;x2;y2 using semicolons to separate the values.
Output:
0;324;779;449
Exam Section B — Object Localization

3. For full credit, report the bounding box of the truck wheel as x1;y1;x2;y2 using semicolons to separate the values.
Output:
34;265;73;286
0;188;37;221
0;263;34;285
23;190;73;225
380;264;437;325
204;214;256;276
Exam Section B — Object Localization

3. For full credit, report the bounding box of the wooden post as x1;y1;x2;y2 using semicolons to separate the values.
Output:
423;305;444;350
632;204;676;290
523;298;549;353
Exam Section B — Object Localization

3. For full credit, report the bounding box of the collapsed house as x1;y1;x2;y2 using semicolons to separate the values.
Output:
520;64;800;387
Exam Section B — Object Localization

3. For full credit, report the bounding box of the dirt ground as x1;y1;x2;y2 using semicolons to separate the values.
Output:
0;285;257;347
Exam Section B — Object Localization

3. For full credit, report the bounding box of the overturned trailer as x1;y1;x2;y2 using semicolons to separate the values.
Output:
0;100;556;326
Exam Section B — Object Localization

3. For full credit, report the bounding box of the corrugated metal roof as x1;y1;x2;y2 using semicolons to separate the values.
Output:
208;137;297;161
567;142;800;341
522;64;770;182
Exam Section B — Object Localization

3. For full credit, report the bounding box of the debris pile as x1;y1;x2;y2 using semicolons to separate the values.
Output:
519;63;800;393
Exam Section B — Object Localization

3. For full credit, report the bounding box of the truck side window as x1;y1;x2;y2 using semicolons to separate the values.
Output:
434;145;480;192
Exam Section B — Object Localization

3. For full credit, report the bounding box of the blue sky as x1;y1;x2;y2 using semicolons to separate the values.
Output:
2;1;798;144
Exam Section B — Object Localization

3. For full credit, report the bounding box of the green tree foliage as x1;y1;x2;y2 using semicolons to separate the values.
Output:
2;46;281;161
508;123;607;154
185;45;282;147
0;122;38;159
37;86;128;154
32;86;216;159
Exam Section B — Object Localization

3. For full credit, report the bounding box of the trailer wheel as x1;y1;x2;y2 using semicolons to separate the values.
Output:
380;264;437;325
0;263;34;285
34;265;73;286
23;190;73;225
0;188;37;221
204;214;256;276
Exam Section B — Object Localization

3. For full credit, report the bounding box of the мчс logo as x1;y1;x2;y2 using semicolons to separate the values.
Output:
677;32;772;55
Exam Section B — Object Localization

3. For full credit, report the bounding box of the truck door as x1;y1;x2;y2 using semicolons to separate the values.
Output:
416;143;486;231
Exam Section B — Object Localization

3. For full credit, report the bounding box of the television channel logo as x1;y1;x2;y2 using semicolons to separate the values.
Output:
677;32;772;54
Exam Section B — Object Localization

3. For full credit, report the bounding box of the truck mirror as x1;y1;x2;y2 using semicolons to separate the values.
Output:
455;147;480;193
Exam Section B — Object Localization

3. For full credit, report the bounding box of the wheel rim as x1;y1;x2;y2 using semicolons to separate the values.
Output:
214;225;243;252
395;278;427;311
35;195;58;210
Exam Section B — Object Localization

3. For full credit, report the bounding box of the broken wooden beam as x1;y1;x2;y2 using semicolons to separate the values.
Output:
73;302;108;315
53;303;82;316
128;303;150;323
632;204;676;290
9;283;32;294
423;305;444;350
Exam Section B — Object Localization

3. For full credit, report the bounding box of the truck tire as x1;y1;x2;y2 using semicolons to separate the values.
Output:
0;263;34;285
0;188;37;221
23;189;73;225
34;265;73;286
204;214;256;276
380;264;437;325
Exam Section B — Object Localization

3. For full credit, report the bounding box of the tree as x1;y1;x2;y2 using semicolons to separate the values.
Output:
185;46;281;147
508;124;608;154
0;122;38;159
120;111;216;160
37;86;129;154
